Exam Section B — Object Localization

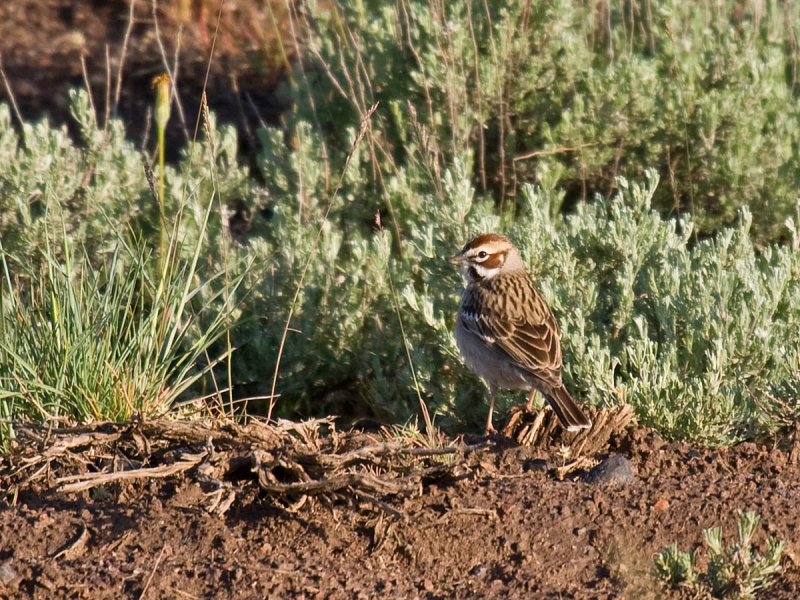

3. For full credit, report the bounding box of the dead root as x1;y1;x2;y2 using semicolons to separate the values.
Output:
2;406;634;516
2;417;477;518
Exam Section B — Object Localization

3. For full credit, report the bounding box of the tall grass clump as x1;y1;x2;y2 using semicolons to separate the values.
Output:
0;230;241;428
0;92;251;446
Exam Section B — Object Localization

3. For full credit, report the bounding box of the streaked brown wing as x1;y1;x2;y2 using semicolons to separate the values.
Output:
508;320;561;370
461;277;563;385
458;285;508;344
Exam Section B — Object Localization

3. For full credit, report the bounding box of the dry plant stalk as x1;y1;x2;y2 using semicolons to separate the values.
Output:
503;403;635;455
268;103;380;421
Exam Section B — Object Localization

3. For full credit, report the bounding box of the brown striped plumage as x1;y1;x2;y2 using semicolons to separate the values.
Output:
451;233;591;433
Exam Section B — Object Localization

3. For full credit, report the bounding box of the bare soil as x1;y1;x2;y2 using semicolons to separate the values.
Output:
2;412;800;599
0;0;291;154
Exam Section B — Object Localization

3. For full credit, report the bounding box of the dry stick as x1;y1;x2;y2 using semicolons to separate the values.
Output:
172;589;200;600
51;523;89;560
496;6;519;209
139;542;168;600
113;0;137;121
200;99;235;417
351;488;407;520
379;216;434;440
303;9;403;256
664;20;695;226
169;0;224;242
103;45;111;131
283;0;331;192
399;0;442;200
276;1;306;216
267;103;380;422
264;0;292;72
427;0;457;156
56;453;205;493
80;54;99;128
480;0;502;198
303;43;371;142
336;23;375;188
513;142;600;163
258;471;403;495
784;0;799;94
0;53;24;126
171;22;187;141
465;0;487;191
230;76;254;148
335;17;404;257
37;431;123;459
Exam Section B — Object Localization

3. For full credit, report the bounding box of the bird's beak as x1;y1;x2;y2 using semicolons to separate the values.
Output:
449;253;465;265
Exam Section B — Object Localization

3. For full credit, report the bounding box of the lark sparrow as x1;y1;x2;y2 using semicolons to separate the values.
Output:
451;233;591;434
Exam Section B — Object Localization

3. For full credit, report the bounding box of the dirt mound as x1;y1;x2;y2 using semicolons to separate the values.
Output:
2;413;800;598
0;0;290;154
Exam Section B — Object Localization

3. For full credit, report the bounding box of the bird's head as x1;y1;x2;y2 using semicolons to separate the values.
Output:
450;233;525;282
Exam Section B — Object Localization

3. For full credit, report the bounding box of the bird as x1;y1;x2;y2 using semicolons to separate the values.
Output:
450;233;591;434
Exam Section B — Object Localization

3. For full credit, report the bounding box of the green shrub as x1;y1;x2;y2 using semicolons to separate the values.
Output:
246;120;800;442
656;511;785;598
3;46;800;447
292;0;800;243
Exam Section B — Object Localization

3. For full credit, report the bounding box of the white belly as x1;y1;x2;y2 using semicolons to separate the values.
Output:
454;318;532;391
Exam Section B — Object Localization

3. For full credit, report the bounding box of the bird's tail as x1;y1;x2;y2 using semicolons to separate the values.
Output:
544;385;592;431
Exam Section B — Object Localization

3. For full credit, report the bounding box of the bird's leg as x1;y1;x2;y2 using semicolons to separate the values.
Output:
485;388;497;434
526;388;538;411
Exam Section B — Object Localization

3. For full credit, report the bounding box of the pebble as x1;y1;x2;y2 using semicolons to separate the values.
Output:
0;559;17;586
582;455;636;486
523;459;549;473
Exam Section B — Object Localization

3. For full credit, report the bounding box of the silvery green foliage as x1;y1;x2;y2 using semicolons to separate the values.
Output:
299;0;800;243
405;167;799;443
2;88;800;445
500;171;800;444
705;512;785;599
655;544;698;589
248;121;800;441
0;91;252;270
656;511;785;598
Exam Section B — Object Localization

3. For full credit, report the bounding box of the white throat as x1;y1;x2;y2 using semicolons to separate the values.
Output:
462;262;500;282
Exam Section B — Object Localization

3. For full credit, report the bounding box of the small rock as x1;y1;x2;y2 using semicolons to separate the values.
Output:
582;455;635;486
515;448;531;462
470;564;488;577
523;459;549;473
0;559;17;586
652;498;670;512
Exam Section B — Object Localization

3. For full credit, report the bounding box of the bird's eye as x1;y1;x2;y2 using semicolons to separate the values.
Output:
477;251;488;259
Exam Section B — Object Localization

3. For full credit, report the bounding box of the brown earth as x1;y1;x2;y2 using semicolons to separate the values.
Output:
0;0;294;155
1;412;800;599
